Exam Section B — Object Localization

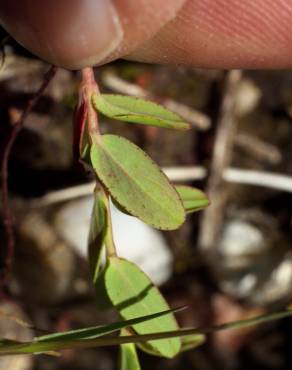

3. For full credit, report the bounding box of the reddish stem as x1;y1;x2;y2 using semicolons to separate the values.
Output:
0;65;57;291
81;67;101;144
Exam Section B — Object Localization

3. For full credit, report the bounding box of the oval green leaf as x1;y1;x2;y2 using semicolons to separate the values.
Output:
90;135;185;230
176;185;209;214
104;257;181;358
92;94;190;130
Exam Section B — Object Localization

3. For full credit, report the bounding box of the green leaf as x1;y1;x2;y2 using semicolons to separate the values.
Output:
120;330;141;370
137;333;205;356
136;342;161;357
88;190;108;283
176;186;209;213
120;343;141;370
180;334;205;352
73;91;91;164
103;257;181;358
92;94;190;130
138;333;205;356
95;265;114;310
90;135;185;230
1;309;292;355
80;119;91;163
111;197;131;216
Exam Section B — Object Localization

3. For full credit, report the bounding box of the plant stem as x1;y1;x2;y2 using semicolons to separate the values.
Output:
80;69;116;256
101;189;117;257
0;65;57;292
81;67;101;144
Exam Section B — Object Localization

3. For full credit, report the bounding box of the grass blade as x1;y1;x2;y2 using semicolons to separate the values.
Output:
0;309;290;355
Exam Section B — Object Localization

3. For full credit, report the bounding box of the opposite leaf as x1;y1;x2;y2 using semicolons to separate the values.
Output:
92;94;190;130
88;190;108;283
73;90;88;160
120;330;141;370
137;333;205;356
90;135;185;230
180;334;205;353
104;257;181;358
176;185;209;213
120;343;141;370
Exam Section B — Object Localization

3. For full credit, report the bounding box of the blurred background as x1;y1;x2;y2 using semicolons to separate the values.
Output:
1;31;292;370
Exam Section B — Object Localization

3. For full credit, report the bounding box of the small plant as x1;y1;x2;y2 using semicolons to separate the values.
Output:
76;67;209;363
1;66;292;369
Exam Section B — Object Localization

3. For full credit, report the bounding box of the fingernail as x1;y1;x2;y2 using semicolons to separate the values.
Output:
73;0;123;68
0;0;123;69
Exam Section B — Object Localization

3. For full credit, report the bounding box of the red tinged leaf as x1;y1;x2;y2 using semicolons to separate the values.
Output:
73;89;88;161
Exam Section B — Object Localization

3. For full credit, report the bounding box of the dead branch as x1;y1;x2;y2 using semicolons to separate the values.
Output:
199;70;243;253
0;65;57;291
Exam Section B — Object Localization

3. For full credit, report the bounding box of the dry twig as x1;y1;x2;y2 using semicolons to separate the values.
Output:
235;133;282;165
32;165;292;208
0;65;57;290
199;70;243;253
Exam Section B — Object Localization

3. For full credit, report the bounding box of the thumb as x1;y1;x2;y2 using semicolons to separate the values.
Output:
0;0;186;70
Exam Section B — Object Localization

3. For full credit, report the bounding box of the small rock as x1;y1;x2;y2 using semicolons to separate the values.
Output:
218;220;266;269
236;79;261;117
214;212;292;305
250;252;292;305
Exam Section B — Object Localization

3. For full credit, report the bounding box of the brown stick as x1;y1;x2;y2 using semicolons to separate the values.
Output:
199;70;242;254
0;65;57;290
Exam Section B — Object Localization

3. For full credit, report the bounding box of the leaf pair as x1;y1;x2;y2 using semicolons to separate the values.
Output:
90;135;209;230
90;204;204;358
91;135;185;230
88;193;203;358
87;194;182;358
